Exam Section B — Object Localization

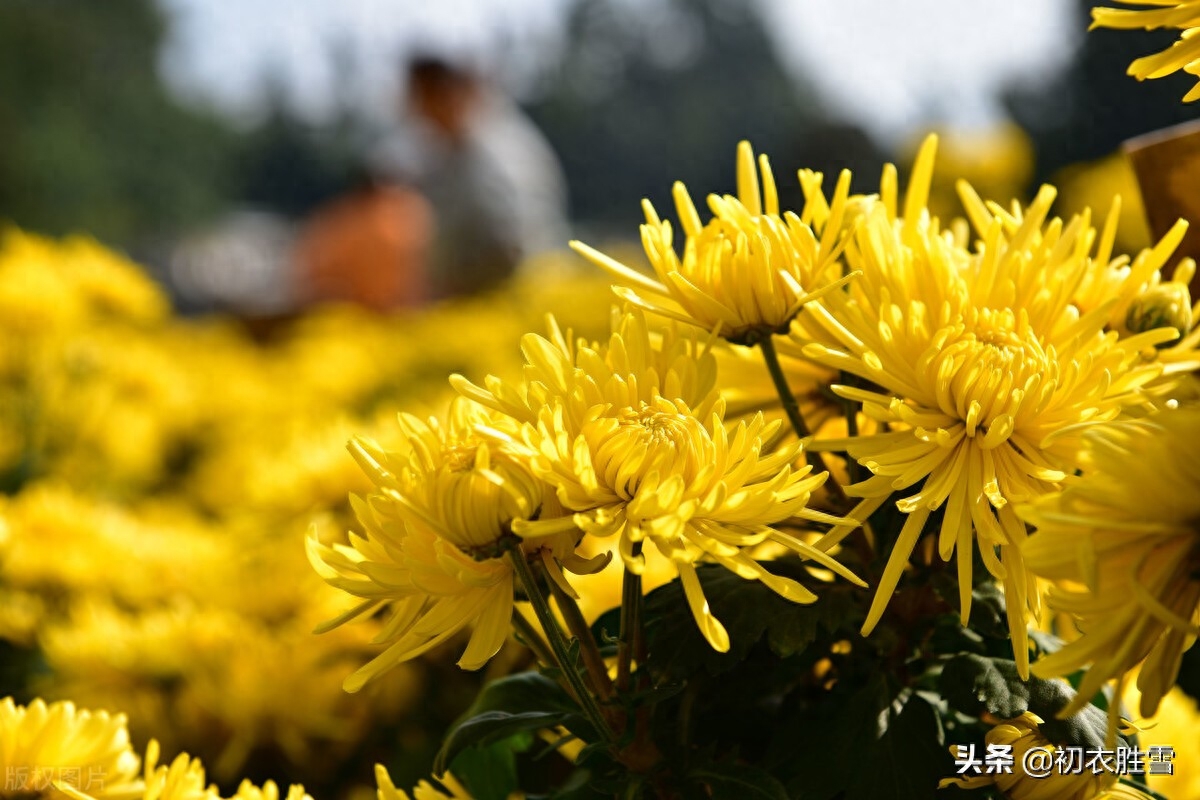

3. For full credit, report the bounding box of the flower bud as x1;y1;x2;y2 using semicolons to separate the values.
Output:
1125;282;1193;342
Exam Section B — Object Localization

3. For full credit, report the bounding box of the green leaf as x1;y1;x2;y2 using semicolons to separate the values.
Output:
939;654;1113;751
689;763;790;800
843;691;951;800
449;732;532;800
939;654;1031;719
434;672;592;774
779;675;951;800
642;561;859;678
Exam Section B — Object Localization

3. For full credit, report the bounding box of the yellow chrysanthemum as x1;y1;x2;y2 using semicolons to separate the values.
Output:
940;712;1119;800
794;135;1192;677
569;142;853;343
1022;406;1200;720
308;398;596;690
0;698;142;800
224;780;311;800
457;310;863;652
1091;0;1200;102
135;741;214;800
374;765;475;800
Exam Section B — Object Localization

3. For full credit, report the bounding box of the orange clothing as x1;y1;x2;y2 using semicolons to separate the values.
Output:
295;184;433;311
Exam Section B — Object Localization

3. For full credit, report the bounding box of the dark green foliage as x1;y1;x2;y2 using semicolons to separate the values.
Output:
434;672;593;775
449;733;534;800
639;560;863;680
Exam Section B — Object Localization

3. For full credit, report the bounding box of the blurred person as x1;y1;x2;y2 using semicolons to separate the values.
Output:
383;53;570;299
293;170;433;312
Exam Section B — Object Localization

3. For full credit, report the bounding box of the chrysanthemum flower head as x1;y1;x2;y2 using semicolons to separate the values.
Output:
0;697;143;800
308;398;598;690
1022;406;1200;720
1090;1;1200;102
939;711;1122;800
793;135;1193;677
569;142;855;344
458;309;863;652
451;307;719;432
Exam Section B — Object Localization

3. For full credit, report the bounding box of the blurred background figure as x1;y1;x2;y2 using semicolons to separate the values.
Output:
293;170;433;311
382;53;569;299
4;0;1199;317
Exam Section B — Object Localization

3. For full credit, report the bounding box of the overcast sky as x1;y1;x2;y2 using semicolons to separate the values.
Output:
156;0;1078;143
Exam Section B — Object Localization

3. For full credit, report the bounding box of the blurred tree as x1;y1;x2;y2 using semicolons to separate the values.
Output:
1005;0;1200;187
523;0;850;234
231;38;372;221
0;0;237;246
231;85;363;221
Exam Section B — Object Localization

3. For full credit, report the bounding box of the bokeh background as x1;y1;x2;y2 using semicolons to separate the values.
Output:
4;0;1200;302
3;1;1200;799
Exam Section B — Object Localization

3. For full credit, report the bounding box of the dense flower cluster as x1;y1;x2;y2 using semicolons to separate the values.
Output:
8;10;1200;794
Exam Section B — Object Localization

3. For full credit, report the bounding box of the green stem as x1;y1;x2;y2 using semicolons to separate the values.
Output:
616;551;644;693
507;546;616;745
544;571;615;701
511;607;555;669
758;334;848;507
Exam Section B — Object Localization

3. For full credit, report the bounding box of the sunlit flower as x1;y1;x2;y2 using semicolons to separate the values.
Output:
458;309;863;652
374;765;474;800
570;142;854;343
308;398;597;690
1022;407;1200;719
0;697;143;800
1091;1;1200;101
794;135;1191;677
939;712;1119;799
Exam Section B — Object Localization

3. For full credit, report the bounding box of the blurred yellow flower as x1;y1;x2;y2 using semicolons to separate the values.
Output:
136;741;214;800
1122;685;1200;798
915;123;1035;225
460;310;863;652
1022;406;1200;719
0;697;142;800
0;230;167;336
374;765;474;800
795;135;1192;677
1091;0;1200;101
1053;153;1152;256
570;142;853;343
224;780;311;800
